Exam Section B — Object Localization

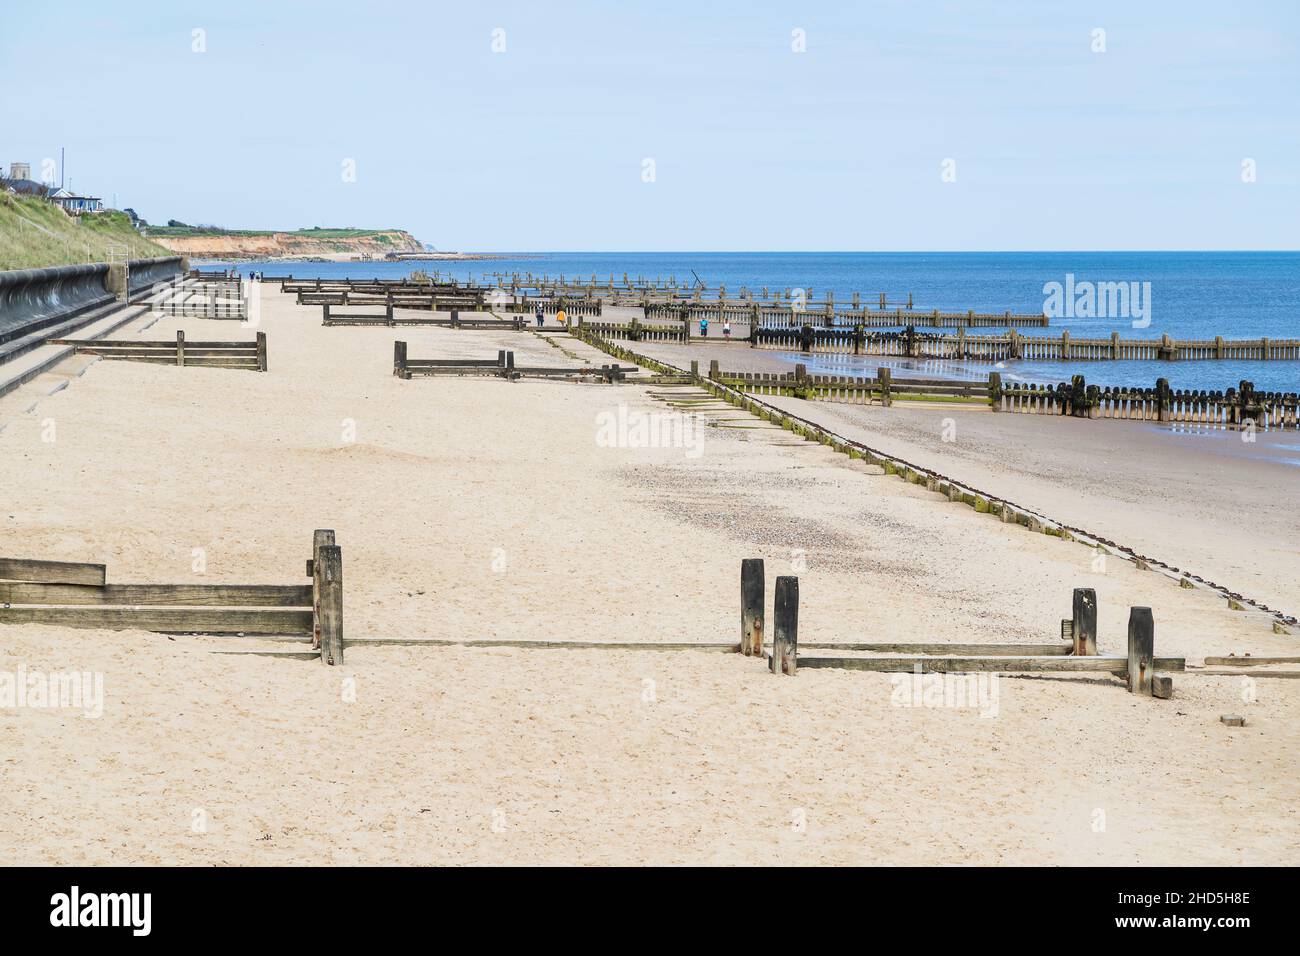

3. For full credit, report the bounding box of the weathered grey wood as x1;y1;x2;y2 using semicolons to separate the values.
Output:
771;575;798;675
343;639;742;651
800;642;1074;655
0;606;312;633
318;544;344;665
1072;587;1097;656
311;530;335;651
1127;606;1155;695
789;655;1185;673
740;558;764;656
256;331;268;372
1203;656;1300;667
0;582;312;606
1152;675;1174;699
176;329;185;367
878;367;892;406
0;557;107;586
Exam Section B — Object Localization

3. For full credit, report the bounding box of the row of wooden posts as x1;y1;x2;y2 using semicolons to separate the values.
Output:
690;359;1298;430
738;561;1174;694
0;531;343;664
584;318;1299;362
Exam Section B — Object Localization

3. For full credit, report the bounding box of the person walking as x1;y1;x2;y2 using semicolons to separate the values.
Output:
723;319;731;340
535;304;545;328
699;316;709;338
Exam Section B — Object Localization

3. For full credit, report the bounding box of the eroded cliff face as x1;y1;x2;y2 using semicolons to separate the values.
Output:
150;230;423;260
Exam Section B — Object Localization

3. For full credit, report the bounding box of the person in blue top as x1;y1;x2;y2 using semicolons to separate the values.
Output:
699;316;709;338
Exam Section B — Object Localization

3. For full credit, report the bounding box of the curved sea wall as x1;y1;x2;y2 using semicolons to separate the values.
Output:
0;257;183;347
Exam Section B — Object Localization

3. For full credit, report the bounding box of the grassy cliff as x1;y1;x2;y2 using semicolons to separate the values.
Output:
0;193;175;271
147;226;423;260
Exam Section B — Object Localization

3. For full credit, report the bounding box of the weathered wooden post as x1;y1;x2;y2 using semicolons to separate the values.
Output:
385;293;395;327
1156;377;1171;422
1072;588;1097;655
256;331;268;372
988;371;1002;410
740;558;765;656
322;303;331;324
318;544;344;666
771;576;798;675
176;330;185;368
690;360;699;380
878;367;892;407
709;359;720;381
311;529;336;651
1126;606;1154;695
393;341;407;378
505;351;516;379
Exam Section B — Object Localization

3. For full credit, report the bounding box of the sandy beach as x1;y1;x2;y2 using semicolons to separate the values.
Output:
1;289;1297;865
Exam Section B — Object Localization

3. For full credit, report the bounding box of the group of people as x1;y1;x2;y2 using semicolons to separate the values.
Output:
697;316;731;339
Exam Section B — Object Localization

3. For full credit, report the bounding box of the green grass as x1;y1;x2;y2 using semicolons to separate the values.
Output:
0;194;175;270
145;224;403;239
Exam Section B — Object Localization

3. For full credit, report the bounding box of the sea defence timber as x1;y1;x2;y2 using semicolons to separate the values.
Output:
584;319;1300;363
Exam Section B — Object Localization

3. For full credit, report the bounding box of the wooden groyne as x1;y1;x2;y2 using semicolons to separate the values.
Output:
0;530;344;664
578;318;1300;363
49;330;268;372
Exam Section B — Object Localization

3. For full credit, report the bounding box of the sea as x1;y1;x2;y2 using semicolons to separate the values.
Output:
212;252;1300;392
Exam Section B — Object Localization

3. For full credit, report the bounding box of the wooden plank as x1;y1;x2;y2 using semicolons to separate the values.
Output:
771;575;798;675
785;655;1186;673
1196;668;1300;678
317;544;344;665
740;558;764;657
338;639;741;651
799;642;1074;655
1203;656;1300;667
0;558;106;586
0;606;312;634
0;582;311;606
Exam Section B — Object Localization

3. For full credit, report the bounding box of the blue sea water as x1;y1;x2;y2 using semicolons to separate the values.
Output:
216;252;1300;391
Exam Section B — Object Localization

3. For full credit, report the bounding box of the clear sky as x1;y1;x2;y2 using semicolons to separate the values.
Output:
2;1;1297;250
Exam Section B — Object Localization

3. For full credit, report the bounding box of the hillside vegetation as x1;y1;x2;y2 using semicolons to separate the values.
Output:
0;193;175;271
149;227;423;261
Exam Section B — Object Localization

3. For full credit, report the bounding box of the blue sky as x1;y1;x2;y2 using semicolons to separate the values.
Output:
2;1;1297;250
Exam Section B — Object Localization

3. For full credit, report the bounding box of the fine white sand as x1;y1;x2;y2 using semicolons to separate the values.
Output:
1;289;1296;865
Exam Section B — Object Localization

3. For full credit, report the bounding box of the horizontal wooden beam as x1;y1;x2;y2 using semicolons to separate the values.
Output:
343;639;742;651
0;557;106;586
801;642;1074;656
0;606;312;634
1203;656;1300;667
0;582;312;607
783;655;1186;673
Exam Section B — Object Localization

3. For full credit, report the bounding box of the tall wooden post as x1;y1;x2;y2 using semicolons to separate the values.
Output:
878;367;892;407
176;330;185;367
318;544;344;666
988;371;1002;410
709;359;720;380
393;341;407;378
771;576;798;675
1127;606;1154;695
740;559;765;656
1072;587;1097;656
311;529;336;651
256;331;267;372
